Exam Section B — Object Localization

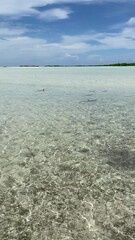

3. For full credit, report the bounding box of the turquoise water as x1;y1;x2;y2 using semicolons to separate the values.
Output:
0;67;135;239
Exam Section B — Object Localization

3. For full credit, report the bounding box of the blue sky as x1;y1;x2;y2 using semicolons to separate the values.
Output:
0;0;135;65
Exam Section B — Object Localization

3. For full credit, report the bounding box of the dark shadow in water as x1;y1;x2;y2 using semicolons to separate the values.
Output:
106;148;135;171
80;99;97;103
37;89;45;92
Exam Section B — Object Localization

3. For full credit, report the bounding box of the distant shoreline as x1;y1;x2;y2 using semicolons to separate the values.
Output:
1;63;135;67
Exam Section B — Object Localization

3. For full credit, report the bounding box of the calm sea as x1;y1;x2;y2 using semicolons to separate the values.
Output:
0;67;135;239
0;66;135;159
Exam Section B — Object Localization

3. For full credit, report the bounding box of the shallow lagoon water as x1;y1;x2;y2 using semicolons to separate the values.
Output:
0;67;135;240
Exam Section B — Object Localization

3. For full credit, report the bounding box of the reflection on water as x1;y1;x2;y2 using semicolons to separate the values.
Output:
0;67;135;240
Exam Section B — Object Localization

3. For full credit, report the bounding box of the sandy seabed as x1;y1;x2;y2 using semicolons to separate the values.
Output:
0;67;135;240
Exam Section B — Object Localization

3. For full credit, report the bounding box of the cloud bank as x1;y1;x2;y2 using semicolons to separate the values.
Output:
0;16;135;65
0;1;135;65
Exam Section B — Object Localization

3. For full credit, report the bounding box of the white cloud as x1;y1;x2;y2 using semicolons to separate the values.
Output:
98;35;135;49
39;8;71;21
122;27;135;38
0;26;27;37
127;17;135;26
0;0;39;16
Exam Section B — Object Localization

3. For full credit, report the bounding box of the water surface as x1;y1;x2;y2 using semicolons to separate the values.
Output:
0;67;135;240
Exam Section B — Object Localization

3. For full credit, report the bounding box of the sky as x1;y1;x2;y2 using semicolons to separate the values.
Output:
0;0;135;66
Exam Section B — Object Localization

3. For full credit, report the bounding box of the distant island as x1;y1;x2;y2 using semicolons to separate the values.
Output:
106;63;135;66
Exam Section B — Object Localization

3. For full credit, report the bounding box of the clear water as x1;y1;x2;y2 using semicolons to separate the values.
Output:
1;67;135;158
0;67;135;239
